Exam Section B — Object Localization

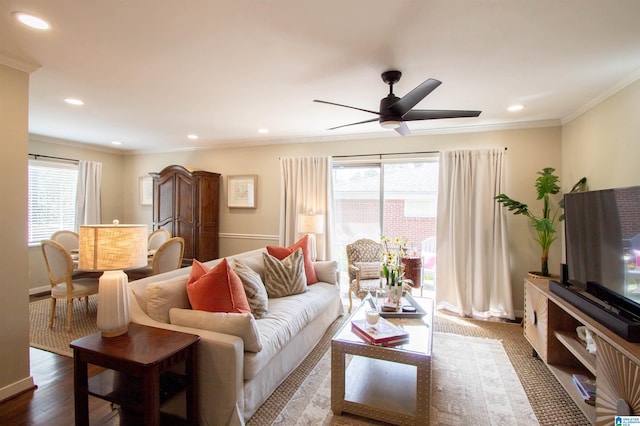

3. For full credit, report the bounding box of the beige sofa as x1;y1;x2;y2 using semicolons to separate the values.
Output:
129;248;343;425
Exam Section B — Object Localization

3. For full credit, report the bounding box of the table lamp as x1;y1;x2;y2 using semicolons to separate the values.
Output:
297;212;324;261
79;221;148;337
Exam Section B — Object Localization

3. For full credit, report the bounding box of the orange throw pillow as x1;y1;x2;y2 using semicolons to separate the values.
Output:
267;234;318;284
186;258;251;314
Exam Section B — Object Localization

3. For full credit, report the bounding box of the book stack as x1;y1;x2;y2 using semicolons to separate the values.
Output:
572;374;596;406
351;317;409;347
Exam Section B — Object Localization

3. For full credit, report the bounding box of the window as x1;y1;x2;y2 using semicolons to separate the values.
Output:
28;159;78;244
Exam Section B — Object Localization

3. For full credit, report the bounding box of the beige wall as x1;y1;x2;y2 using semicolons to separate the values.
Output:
28;138;126;293
123;126;563;313
0;64;33;400
562;79;640;191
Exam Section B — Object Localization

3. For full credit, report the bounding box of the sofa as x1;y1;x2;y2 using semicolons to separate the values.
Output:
128;246;344;425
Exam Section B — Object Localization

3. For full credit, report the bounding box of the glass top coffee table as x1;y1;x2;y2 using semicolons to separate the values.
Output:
331;293;433;425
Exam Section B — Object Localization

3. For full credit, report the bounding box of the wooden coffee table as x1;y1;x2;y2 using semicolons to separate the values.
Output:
331;294;433;425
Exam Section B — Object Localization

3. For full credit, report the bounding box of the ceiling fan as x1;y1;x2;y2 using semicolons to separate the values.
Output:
314;70;481;136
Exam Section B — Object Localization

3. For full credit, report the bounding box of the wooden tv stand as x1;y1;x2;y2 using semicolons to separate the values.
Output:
524;278;640;425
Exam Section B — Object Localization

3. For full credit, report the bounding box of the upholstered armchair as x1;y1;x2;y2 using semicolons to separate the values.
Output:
345;238;384;312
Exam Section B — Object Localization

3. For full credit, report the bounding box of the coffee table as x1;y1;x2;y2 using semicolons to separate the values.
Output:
331;293;433;425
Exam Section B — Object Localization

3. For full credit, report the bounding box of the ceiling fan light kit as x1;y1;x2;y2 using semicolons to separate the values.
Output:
314;70;481;136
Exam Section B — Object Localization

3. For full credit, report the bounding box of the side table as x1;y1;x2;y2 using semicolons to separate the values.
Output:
70;323;200;425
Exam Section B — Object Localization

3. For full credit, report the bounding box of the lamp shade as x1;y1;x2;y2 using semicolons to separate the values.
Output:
297;213;325;235
79;224;148;271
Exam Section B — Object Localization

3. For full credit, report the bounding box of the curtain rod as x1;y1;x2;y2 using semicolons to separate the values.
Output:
332;147;507;159
28;153;79;164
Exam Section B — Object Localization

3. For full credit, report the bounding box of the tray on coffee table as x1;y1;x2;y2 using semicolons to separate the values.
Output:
367;292;428;318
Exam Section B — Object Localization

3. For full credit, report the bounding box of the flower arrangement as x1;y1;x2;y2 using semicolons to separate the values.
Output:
381;236;408;287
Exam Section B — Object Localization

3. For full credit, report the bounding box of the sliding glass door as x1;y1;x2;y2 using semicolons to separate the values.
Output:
332;158;438;293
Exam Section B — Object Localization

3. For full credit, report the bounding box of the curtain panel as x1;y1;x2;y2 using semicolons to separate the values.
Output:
279;156;333;261
436;148;514;320
76;160;102;229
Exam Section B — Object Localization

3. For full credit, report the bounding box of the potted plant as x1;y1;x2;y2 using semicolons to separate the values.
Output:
495;167;587;277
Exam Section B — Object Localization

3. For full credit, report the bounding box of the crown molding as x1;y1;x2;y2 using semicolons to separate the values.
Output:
0;53;41;73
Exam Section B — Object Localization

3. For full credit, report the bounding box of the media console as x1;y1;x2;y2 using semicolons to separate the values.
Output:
524;278;640;425
549;280;640;342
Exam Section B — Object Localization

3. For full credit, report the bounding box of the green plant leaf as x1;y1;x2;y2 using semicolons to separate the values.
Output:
535;167;560;200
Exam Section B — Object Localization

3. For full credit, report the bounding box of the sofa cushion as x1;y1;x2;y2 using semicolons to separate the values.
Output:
146;276;191;323
187;258;251;314
354;261;381;280
233;258;268;318
169;308;262;353
243;282;338;379
267;235;318;284
313;260;338;284
262;248;307;298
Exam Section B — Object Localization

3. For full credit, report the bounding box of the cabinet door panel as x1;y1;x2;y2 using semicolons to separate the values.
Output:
154;174;175;230
176;175;195;225
524;282;549;361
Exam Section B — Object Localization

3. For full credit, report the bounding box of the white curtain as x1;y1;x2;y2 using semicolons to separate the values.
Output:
279;156;333;260
436;148;514;320
76;160;102;229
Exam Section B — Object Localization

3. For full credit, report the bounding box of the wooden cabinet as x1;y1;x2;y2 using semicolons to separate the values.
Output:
150;165;220;265
524;278;640;425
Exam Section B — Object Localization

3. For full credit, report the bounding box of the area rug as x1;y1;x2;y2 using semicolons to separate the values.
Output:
29;294;99;356
249;310;590;426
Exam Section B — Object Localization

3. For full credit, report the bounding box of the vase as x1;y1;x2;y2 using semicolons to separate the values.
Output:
387;284;403;307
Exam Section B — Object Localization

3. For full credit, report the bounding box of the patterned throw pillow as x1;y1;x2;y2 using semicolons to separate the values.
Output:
262;248;307;298
266;234;318;284
354;261;381;280
233;258;269;318
186;258;251;314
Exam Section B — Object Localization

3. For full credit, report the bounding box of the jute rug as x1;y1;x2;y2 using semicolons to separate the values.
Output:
29;294;99;356
249;311;591;426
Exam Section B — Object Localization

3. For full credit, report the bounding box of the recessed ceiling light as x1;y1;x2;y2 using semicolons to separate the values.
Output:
187;134;198;140
258;128;269;134
508;104;524;112
14;12;50;30
111;141;122;145
64;98;84;106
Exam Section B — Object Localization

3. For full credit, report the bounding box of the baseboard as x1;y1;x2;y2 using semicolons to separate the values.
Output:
0;375;35;403
29;285;50;296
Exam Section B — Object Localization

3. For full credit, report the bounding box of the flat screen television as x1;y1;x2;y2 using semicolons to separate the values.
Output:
550;185;640;341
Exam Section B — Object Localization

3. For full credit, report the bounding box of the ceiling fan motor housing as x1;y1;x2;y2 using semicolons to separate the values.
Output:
379;95;402;126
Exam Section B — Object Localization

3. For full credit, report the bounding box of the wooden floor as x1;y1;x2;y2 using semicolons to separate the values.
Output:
0;348;119;425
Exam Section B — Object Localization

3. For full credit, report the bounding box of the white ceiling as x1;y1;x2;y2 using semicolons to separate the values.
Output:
2;0;640;153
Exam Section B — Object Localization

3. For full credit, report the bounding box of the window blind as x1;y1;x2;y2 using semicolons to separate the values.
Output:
28;159;78;244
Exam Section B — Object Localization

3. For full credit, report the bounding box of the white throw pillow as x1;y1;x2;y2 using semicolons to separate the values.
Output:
354;261;381;280
146;276;191;323
169;308;262;353
314;260;338;284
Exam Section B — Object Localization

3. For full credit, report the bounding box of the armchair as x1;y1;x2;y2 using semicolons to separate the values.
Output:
345;238;383;312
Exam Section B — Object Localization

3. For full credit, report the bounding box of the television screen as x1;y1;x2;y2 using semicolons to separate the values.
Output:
564;186;640;305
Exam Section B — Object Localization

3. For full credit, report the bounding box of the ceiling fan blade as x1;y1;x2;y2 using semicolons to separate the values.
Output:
402;109;482;121
313;99;380;116
395;122;411;136
388;78;441;116
327;118;379;130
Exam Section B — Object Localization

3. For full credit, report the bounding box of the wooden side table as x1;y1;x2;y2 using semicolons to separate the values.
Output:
70;323;200;426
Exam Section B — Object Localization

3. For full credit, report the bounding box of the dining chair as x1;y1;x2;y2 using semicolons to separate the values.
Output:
126;237;185;280
41;239;99;332
148;228;172;251
51;230;79;252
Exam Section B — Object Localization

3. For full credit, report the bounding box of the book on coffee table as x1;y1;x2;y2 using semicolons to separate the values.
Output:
351;317;410;347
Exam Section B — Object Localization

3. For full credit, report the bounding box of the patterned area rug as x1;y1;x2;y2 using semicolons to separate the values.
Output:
256;332;538;425
249;310;590;426
29;294;99;356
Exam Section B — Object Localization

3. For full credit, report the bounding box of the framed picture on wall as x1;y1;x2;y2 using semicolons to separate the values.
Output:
228;175;257;208
139;176;153;206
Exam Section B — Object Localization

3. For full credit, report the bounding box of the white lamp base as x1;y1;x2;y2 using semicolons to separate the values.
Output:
97;270;130;338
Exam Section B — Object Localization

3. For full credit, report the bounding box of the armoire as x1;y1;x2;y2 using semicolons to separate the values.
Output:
150;165;220;265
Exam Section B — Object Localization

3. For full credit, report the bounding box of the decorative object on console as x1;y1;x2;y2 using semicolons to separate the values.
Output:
381;235;413;306
495;167;587;277
351;316;409;347
296;211;324;261
79;221;148;337
227;174;257;208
